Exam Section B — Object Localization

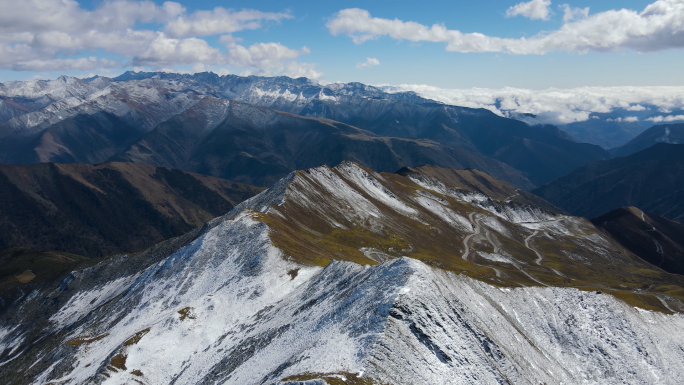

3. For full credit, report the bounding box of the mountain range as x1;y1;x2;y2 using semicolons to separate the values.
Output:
0;72;611;187
1;161;682;384
1;71;684;385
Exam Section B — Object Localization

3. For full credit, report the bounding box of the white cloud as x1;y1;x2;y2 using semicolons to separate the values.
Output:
607;117;639;122
225;42;310;69
506;0;552;21
284;62;323;80
0;0;311;76
218;34;243;44
626;104;648;111
356;57;380;69
381;84;684;125
132;34;224;66
328;1;684;54
646;115;684;122
561;4;590;22
164;7;291;38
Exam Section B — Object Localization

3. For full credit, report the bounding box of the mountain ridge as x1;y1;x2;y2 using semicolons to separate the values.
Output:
109;97;535;188
0;72;610;187
611;123;684;157
2;161;683;384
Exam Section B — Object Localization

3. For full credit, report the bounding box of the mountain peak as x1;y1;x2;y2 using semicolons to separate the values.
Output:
220;161;679;308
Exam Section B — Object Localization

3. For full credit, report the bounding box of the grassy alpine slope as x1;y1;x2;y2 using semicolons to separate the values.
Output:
253;162;684;313
0;162;263;257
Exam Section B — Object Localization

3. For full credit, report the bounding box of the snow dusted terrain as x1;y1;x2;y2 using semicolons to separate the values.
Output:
1;163;683;384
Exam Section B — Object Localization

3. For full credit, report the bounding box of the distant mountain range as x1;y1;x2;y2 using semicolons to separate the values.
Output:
611;123;684;157
554;107;684;149
0;72;611;187
532;143;684;222
108;97;533;188
561;118;646;149
593;207;684;276
0;162;262;257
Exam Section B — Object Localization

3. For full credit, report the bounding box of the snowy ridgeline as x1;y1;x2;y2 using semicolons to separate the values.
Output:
1;162;683;384
0;213;680;383
0;72;430;136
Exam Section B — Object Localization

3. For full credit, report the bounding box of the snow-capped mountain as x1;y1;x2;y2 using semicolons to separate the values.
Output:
0;72;609;186
2;162;682;384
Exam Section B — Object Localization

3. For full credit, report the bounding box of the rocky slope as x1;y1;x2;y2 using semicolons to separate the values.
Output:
592;207;684;275
0;72;610;187
532;143;684;222
1;162;682;384
0;162;262;257
397;165;565;214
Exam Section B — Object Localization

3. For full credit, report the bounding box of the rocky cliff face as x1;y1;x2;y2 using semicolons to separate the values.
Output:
1;162;683;384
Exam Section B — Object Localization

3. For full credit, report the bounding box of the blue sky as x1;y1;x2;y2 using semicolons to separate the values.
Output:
1;0;683;89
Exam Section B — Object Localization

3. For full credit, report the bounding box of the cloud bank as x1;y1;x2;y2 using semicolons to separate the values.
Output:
381;84;684;125
647;115;684;123
0;0;320;78
328;0;684;54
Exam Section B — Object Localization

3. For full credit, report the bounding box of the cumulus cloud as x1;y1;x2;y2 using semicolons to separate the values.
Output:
164;7;291;38
356;57;380;69
328;1;684;54
506;0;552;21
381;84;684;125
284;62;323;80
225;42;312;71
0;0;313;77
646;115;684;122
132;34;223;66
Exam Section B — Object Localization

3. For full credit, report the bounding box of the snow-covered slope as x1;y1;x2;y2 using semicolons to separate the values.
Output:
0;78;206;137
1;162;683;384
